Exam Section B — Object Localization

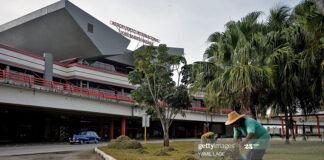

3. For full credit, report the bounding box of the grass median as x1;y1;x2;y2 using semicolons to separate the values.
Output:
98;140;324;160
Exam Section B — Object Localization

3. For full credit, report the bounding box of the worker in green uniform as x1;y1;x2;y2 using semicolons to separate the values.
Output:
225;111;270;160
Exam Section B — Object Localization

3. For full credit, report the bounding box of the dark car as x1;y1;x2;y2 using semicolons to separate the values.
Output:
69;131;101;144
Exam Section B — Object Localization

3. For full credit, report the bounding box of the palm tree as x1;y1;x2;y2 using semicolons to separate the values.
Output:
201;12;275;119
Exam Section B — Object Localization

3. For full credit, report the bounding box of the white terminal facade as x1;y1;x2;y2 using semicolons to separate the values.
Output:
0;0;322;143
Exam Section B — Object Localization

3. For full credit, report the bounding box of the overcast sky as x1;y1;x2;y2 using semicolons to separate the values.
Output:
0;0;301;64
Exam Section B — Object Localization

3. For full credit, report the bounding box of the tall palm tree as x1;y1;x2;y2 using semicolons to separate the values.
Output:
202;12;274;119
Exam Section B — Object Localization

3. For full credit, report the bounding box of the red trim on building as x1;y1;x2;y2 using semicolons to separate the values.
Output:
0;43;44;60
69;63;128;77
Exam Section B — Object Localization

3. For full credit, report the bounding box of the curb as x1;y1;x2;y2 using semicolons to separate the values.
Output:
94;147;116;160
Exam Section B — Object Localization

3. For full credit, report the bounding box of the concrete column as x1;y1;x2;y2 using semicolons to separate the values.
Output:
43;53;53;81
121;117;126;136
109;118;114;140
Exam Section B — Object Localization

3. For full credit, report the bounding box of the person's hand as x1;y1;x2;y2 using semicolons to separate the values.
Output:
239;141;246;149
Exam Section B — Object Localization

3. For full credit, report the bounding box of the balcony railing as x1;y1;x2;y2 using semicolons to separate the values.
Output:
0;69;133;102
0;69;222;113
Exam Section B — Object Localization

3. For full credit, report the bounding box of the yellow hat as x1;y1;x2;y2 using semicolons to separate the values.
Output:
225;111;245;125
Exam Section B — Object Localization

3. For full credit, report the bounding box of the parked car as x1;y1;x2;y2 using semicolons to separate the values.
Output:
69;131;101;144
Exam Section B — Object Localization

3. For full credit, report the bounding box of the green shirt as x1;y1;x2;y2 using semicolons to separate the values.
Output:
233;116;270;149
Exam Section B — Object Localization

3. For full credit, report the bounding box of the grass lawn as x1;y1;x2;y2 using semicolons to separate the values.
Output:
98;140;324;160
264;141;324;160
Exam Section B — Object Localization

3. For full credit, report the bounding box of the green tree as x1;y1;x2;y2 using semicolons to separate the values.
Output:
128;44;191;147
201;12;273;119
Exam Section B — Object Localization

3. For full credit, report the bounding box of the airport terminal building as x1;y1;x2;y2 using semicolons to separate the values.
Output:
0;0;322;143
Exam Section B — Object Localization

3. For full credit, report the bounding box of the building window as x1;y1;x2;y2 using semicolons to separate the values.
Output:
87;23;93;33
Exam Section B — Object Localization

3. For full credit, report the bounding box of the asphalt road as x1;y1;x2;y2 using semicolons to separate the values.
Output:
0;149;102;160
0;142;107;157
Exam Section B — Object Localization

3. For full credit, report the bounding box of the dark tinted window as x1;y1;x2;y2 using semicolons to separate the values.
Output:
88;23;93;33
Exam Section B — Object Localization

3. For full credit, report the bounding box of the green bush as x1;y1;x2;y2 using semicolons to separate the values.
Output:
107;135;142;149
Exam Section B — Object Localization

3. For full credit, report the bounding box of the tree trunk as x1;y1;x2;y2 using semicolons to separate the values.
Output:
242;89;257;120
284;108;290;144
249;105;257;120
163;127;170;147
160;119;170;147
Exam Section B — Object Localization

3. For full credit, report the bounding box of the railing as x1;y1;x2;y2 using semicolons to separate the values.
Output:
0;69;134;102
189;107;208;112
0;69;221;113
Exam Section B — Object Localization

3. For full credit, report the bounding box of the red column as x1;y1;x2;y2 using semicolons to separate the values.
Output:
109;118;114;140
316;116;321;138
185;128;189;137
203;124;206;134
121;117;126;136
280;117;285;137
194;124;197;138
310;126;313;133
294;121;297;138
99;119;103;138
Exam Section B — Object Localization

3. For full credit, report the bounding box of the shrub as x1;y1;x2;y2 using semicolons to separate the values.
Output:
121;139;142;149
201;132;215;141
153;149;170;156
115;135;131;142
107;135;142;149
180;155;195;160
163;147;176;152
134;148;149;154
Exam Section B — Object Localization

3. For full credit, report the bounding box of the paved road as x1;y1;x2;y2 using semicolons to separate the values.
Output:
0;149;102;160
0;142;107;157
0;137;321;160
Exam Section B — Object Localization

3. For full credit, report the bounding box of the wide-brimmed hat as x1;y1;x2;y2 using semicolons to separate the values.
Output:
225;111;245;125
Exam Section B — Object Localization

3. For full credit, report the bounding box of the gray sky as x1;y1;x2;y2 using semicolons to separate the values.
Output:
0;0;301;64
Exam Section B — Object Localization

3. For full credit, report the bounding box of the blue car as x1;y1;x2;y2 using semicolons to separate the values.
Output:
69;131;101;144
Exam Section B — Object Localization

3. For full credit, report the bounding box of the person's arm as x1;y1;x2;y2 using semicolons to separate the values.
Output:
240;133;254;147
233;136;240;143
233;128;241;143
240;118;256;148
